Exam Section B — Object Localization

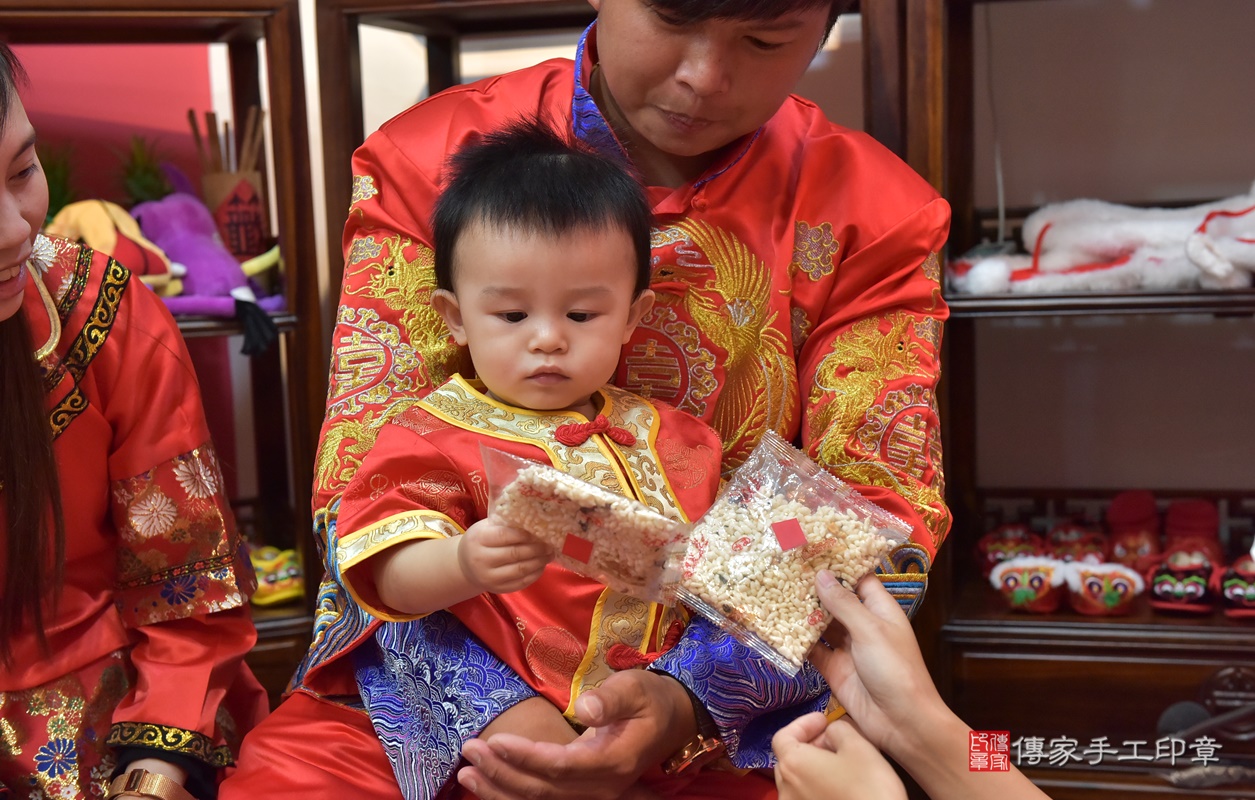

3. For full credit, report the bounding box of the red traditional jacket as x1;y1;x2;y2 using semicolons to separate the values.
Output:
0;235;264;772
335;377;722;717
299;26;949;702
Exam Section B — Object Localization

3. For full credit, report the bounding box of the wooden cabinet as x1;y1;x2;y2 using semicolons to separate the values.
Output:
2;0;325;707
314;0;594;292
862;1;1255;796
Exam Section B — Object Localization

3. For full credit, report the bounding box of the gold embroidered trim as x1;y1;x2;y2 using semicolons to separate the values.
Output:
106;722;232;767
49;386;88;441
45;256;129;439
419;377;684;520
63;256;128;385
336;509;462;572
57;237;94;318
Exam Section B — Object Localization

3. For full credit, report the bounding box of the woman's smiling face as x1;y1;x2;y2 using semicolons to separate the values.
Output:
0;91;46;323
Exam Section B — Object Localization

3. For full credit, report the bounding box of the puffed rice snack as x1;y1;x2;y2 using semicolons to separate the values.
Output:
673;431;910;674
488;456;688;603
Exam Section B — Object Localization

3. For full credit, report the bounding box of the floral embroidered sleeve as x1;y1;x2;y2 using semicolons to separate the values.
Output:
94;274;259;766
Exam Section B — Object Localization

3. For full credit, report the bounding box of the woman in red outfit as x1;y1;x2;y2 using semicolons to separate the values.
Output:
0;44;267;800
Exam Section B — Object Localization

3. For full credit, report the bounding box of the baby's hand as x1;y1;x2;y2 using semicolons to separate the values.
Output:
458;517;553;594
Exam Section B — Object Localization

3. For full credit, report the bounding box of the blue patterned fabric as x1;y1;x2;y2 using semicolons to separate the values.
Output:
291;502;373;690
570;24;626;163
355;613;536;800
649;616;830;768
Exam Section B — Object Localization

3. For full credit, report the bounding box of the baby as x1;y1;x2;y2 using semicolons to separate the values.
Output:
334;118;725;797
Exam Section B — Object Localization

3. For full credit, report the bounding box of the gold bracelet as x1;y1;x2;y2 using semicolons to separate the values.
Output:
107;769;196;800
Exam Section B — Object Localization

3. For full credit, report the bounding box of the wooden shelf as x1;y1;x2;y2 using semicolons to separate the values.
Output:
174;311;298;338
247;602;314;708
342;0;593;36
864;3;1255;796
941;582;1255;777
0;1;288;44
1023;765;1255;800
946;582;1255;651
315;0;594;297
252;601;314;637
944;290;1255;318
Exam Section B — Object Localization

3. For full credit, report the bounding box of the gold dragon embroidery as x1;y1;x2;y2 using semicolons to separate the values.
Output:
315;413;381;495
661;220;797;468
344;234;460;387
810;312;946;547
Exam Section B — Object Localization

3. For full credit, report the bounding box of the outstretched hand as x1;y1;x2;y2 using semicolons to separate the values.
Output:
807;571;945;758
457;669;694;800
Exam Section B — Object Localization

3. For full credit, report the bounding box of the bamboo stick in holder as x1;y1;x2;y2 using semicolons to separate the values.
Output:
198;105;268;260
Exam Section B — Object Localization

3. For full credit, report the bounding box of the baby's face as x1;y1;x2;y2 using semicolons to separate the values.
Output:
437;220;652;419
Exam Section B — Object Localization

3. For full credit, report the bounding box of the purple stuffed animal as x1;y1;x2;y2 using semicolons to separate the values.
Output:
132;192;284;354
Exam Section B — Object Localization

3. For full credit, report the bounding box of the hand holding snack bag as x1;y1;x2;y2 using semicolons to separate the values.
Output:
673;431;910;675
483;445;689;604
483;433;910;675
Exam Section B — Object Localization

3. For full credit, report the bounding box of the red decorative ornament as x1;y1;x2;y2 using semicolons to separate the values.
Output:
975;523;1042;578
554;415;636;447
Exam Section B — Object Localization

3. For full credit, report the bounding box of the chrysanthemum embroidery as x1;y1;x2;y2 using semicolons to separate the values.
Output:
161;575;200;605
129;491;178;537
174;456;218;499
34;738;76;778
112;484;135;506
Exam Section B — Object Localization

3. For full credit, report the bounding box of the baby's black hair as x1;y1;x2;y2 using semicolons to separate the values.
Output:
433;117;651;296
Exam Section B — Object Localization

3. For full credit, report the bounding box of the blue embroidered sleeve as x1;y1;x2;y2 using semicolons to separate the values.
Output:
355;613;535;800
648;616;830;769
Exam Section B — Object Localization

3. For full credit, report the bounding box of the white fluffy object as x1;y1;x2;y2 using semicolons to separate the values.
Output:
951;181;1255;294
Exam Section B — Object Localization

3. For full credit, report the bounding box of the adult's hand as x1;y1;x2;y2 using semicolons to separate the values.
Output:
808;571;947;758
457;669;695;800
809;572;1053;800
772;713;906;800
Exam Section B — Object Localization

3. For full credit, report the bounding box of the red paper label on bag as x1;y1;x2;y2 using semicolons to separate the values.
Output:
772;518;807;551
562;534;595;563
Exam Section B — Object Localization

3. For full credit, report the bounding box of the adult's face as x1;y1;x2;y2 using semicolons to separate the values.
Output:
587;0;829;159
0;93;47;323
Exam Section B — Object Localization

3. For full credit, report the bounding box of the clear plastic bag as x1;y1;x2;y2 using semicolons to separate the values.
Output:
482;445;689;604
672;431;911;675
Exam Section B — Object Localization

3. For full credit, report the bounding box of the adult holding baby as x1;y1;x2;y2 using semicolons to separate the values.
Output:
226;0;951;797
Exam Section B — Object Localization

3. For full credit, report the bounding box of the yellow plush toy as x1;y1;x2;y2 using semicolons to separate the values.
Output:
45;199;183;296
248;545;304;606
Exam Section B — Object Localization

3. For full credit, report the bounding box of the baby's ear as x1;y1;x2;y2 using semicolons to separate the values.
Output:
431;289;468;345
624;289;655;342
